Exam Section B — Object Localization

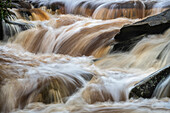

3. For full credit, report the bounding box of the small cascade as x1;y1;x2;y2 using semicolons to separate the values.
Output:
2;17;34;41
0;25;169;112
28;0;170;19
1;8;51;41
0;0;170;113
12;15;135;58
152;75;170;98
95;28;170;70
81;29;170;104
0;44;93;112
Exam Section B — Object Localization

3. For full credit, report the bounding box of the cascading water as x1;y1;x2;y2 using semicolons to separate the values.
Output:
0;0;170;113
12;15;136;57
28;0;170;19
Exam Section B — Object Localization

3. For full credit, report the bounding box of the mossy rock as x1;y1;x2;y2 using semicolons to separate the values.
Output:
129;65;170;99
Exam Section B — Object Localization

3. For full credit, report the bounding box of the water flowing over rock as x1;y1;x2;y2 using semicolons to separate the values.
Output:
2;19;34;41
12;16;133;58
111;8;170;53
28;0;170;19
0;45;94;112
16;8;50;21
152;76;170;98
129;65;170;99
11;0;32;9
0;1;50;41
0;8;51;41
0;0;170;113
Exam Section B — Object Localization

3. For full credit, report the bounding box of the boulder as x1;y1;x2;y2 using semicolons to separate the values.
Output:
129;65;170;99
11;0;32;9
111;9;170;53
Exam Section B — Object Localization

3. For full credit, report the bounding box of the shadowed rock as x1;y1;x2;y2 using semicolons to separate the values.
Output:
110;9;170;53
129;65;170;99
115;9;170;42
11;0;32;9
2;19;34;41
0;20;3;40
0;0;33;41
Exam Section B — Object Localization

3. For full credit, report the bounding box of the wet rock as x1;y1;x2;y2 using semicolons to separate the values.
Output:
152;76;170;98
34;74;93;104
50;2;65;13
110;9;170;53
17;8;50;21
11;0;32;9
129;65;170;99
0;20;3;40
2;19;34;41
115;9;170;42
110;35;145;53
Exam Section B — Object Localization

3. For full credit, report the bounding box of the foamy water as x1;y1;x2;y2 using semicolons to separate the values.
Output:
0;1;170;112
0;28;170;112
28;0;170;19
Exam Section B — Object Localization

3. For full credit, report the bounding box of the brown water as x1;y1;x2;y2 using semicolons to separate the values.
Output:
1;30;170;112
28;0;169;19
12;15;136;58
0;0;170;113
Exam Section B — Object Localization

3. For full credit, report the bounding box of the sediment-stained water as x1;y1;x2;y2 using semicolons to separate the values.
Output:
0;38;170;112
28;0;170;19
0;0;170;113
0;28;170;112
12;15;136;58
13;98;170;113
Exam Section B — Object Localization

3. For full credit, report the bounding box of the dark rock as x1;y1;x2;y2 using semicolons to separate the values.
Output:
109;1;145;9
152;76;170;98
50;2;64;11
0;20;3;40
2;19;34;41
110;35;145;53
19;10;32;20
11;0;32;9
144;1;157;9
110;9;170;53
129;65;170;99
50;2;65;14
114;9;170;42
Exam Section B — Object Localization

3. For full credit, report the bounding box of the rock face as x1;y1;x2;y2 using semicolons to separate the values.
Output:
11;0;32;9
129;65;170;99
2;19;34;41
111;9;170;53
0;0;33;41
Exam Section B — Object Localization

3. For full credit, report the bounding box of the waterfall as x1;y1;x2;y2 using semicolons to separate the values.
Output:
95;29;170;70
0;0;169;113
152;75;170;98
28;0;170;19
12;15;136;58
